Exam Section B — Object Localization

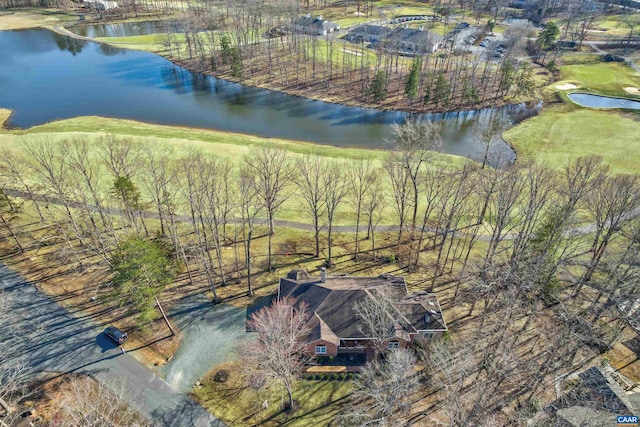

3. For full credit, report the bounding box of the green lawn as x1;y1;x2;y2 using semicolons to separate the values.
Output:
555;56;640;96
504;105;640;174
96;34;165;52
193;362;352;427
11;115;390;161
0;112;467;226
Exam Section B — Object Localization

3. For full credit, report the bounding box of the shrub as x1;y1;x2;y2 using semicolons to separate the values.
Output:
213;370;229;383
601;53;624;63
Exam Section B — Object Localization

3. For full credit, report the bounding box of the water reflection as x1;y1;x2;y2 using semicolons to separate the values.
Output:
52;31;88;56
68;20;179;38
0;28;522;166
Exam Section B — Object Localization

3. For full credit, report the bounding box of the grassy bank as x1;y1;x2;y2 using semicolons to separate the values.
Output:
6;114;392;161
0;109;11;127
504;104;640;174
0;8;77;30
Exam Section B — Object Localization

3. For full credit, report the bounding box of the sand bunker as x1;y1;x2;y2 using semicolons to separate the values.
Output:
555;83;578;90
624;87;640;95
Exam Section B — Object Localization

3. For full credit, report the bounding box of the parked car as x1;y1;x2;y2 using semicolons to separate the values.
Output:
104;326;128;344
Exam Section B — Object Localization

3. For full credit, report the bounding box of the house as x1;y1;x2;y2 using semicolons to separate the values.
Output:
550;367;640;426
345;24;392;44
387;26;441;54
292;14;340;36
278;269;447;359
83;0;118;10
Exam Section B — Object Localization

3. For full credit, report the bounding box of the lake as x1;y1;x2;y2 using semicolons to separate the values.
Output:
0;28;517;163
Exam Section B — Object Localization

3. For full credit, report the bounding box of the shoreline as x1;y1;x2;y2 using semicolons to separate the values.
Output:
52;20;537;116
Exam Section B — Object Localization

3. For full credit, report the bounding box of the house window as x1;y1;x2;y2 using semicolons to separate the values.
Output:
388;341;400;350
423;332;435;339
315;345;327;355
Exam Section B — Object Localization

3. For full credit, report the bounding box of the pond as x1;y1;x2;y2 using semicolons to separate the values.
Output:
67;20;179;38
568;93;640;111
0;28;518;164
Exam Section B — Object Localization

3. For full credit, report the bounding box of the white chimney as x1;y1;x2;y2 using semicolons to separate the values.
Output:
321;267;326;283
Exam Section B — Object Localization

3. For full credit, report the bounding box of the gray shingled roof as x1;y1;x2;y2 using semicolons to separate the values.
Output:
348;24;392;37
278;272;446;344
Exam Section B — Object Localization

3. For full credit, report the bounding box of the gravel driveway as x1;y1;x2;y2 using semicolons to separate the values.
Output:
161;294;254;392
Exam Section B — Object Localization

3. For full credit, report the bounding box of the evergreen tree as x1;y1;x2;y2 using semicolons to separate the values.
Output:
371;69;387;102
433;72;450;108
404;56;422;101
110;236;179;324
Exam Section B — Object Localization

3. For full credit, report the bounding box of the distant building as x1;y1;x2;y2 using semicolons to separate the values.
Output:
292;14;340;36
83;0;118;10
387;26;442;54
345;24;392;43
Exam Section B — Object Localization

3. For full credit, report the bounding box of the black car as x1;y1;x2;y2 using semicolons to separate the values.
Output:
104;326;128;344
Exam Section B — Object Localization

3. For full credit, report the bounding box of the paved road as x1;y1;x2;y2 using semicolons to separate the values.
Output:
161;294;253;392
0;263;225;427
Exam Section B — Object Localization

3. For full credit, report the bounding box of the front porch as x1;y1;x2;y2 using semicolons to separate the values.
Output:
308;351;369;373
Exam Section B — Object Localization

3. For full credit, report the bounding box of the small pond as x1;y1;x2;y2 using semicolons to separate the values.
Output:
568;93;640;111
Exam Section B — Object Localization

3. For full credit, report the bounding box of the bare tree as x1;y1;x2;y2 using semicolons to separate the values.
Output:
294;154;326;258
389;119;442;233
239;169;263;296
341;348;419;426
579;174;640;288
363;172;386;262
474;113;508;169
428;340;476;426
353;288;398;357
322;161;349;268
243;147;293;271
244;296;312;411
55;375;148;427
23;138;85;243
348;159;377;261
0;293;32;423
0;148;45;221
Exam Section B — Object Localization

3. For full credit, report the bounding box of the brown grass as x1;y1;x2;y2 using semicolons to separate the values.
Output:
0;8;77;31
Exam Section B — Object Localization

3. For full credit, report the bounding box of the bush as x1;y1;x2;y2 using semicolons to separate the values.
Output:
213;370;229;383
601;53;624;63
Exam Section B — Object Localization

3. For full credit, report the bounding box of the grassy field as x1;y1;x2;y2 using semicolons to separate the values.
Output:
193;361;352;427
6;114;390;161
1;113;440;225
553;54;640;97
0;8;77;30
504;104;640;174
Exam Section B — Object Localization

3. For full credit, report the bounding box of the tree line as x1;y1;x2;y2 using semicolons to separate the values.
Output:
1;123;640;424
